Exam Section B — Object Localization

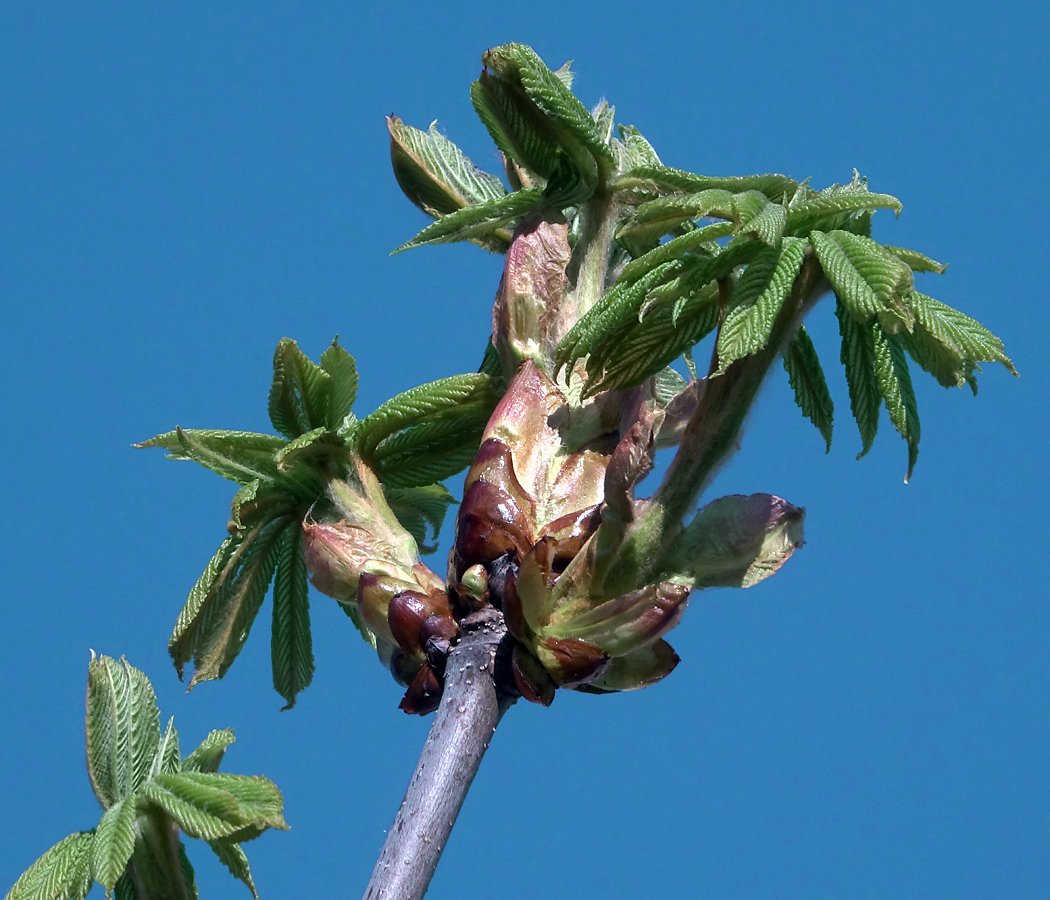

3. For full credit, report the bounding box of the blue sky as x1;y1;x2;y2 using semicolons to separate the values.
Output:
2;2;1047;898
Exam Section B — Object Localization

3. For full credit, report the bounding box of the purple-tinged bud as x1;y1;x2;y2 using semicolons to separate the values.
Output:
511;642;556;706
420;614;459;645
536;636;609;687
399;664;443;716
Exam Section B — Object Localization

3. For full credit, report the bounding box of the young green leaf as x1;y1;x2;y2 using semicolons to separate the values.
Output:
206;839;259;900
388;116;507;218
909;292;1017;377
786;188;902;235
268;338;331;439
613;165;799;202
836;299;882;458
139;772;286;841
271;524;314;709
873;328;921;481
89;798;137;893
782;325;834;451
319;338;359;431
180;517;288;688
355;373;496;458
3;832;94;900
182;729;236;774
883;245;948;275
615;190;735;247
613;124;661;171
135;429;285;488
714;238;806;375
734;193;787;246
150;717;180;780
392;188;541;254
383;483;456;550
617;221;735;285
85;654;161;809
177;843;199;900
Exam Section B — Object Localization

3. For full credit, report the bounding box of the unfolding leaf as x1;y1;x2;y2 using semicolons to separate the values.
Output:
714;238;806;375
150;717;180;779
268;338;331;439
85;655;161;808
787;187;901;235
662;493;805;588
873;328;921;481
182;729;236;774
90;797;137;893
613;124;661;171
909;292;1017;377
384;484;457;552
580;640;680;692
392;188;541;254
271;524;314;709
135;429;284;488
206;839;259;900
615;190;734;247
883;245;948;275
4;832;94;900
614;165;799;202
617;221;735;284
139;772;286;841
319;338;359;431
836;299;882;458
782;325;834;451
388;116;507;218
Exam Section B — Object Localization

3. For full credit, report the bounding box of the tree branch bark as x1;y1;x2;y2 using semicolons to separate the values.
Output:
362;606;514;900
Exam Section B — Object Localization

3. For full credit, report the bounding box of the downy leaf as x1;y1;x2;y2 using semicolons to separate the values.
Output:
85;655;161;808
617;221;735;285
182;729;236;774
187;516;287;687
150;717;180;779
787;187;902;235
355;373;496;458
268;338;330;439
206;839;259;900
271;523;314;709
782;325;834;451
714;238;806;375
170;535;242;680
90;797;138;893
586;281;720;394
883;245;948;275
135;429;284;487
662;493;806;588
909;292;1017;377
813;230;914;330
613;124;661;171
388;116;507;218
613;165;799;202
139;772;286;841
836;299;882;458
470;75;561;183
615;190;734;247
392;188;541;254
3;832;94;900
374;441;482;489
873;328;921;481
383;483;457;551
733;191;787;245
319;338;359;431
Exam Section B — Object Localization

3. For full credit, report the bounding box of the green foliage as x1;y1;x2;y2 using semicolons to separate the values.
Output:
782;326;834;452
388;116;507;220
271;526;314;710
392;188;542;254
5;657;285;900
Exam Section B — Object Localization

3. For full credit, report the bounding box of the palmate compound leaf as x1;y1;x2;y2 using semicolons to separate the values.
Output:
182;729;236;774
391;188;542;254
873;327;921;481
271;524;314;709
89;797;137;893
908;291;1017;380
388;115;507;218
836;298;882;458
3;832;94;900
714;237;807;376
138;772;287;842
782;324;834;452
268;338;331;440
85;655;161;809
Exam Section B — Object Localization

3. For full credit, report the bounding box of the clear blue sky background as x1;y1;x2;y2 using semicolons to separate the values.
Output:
2;3;1047;898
